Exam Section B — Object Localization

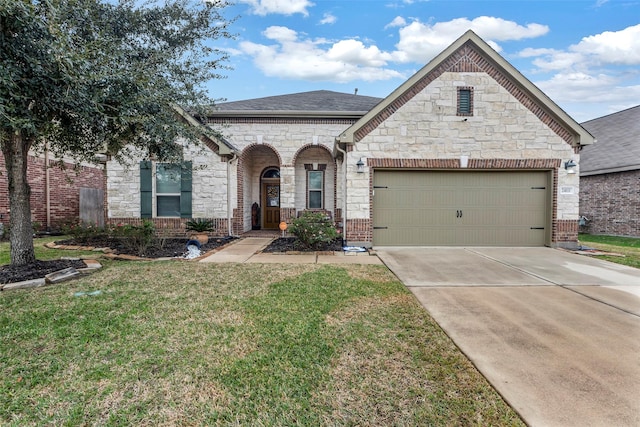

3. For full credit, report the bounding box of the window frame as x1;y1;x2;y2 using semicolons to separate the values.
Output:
307;170;324;209
155;163;182;218
457;86;474;116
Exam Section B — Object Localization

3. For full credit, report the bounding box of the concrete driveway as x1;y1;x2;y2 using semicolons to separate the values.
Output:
376;247;640;427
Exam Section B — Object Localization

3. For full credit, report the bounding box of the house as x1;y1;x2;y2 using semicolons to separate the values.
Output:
105;30;593;248
0;151;105;234
579;105;640;237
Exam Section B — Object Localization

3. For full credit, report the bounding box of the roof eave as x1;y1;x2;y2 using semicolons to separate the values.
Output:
172;104;238;156
208;110;369;120
580;164;640;176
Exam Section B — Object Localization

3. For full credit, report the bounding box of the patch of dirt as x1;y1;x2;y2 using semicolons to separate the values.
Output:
0;259;86;285
262;237;343;253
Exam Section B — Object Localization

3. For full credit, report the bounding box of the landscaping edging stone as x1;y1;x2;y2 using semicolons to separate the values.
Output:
0;258;103;292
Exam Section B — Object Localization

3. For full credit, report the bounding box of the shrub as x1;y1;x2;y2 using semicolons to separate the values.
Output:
111;220;156;256
185;218;214;232
288;211;339;249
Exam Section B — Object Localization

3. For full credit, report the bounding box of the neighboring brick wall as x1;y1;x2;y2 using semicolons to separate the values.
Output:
0;152;105;229
580;170;640;237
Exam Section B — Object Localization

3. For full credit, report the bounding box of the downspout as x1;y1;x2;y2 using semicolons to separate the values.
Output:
44;142;51;231
335;143;348;244
227;152;238;236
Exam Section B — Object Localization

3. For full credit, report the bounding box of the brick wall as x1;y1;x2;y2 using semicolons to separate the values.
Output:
106;217;229;238
580;170;640;237
0;152;105;229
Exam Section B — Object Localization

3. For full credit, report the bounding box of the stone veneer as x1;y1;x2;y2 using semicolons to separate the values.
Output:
341;70;579;247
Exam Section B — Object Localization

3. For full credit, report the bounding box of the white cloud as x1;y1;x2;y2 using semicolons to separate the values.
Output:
319;12;336;25
393;16;549;63
571;24;640;65
327;40;392;67
537;72;640;108
239;26;403;82
385;16;406;30
238;0;314;16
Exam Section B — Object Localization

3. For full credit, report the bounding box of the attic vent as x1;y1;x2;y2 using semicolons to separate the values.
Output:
457;87;473;116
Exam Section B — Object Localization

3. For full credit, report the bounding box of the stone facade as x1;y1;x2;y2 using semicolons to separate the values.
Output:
340;70;580;247
103;31;591;247
580;170;640;237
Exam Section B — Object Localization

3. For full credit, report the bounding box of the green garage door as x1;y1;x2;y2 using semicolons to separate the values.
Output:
373;170;550;246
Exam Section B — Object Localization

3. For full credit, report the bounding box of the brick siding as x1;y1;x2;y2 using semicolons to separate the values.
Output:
580;170;640;237
0;153;105;229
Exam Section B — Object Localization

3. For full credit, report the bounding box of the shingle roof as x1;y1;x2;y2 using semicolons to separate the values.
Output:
212;90;382;113
580;105;640;176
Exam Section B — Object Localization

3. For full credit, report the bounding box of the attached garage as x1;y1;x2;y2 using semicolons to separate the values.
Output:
372;170;552;247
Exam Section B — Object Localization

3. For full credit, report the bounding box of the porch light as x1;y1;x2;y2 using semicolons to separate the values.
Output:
356;158;365;173
564;159;577;174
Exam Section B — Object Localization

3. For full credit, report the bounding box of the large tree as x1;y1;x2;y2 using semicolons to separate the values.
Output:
0;0;233;266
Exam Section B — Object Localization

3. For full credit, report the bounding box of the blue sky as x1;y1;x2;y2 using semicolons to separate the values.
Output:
209;0;640;122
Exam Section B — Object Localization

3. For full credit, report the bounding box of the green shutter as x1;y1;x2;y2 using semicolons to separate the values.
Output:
180;161;192;218
140;161;152;218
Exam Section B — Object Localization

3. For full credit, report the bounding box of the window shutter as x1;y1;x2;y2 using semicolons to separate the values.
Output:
180;161;192;218
140;161;152;218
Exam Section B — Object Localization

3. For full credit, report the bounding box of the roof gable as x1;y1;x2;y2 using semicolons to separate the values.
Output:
580;105;640;175
337;30;593;148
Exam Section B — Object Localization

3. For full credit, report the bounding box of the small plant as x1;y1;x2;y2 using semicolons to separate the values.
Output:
185;218;214;232
289;211;339;249
112;220;156;256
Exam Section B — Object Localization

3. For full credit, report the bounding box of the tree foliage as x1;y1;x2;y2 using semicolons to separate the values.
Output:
0;0;234;265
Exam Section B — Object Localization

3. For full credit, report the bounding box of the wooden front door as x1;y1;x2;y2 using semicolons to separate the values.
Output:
262;182;280;229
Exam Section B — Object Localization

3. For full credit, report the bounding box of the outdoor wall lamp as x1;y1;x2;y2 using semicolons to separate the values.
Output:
356;158;365;173
564;159;577;174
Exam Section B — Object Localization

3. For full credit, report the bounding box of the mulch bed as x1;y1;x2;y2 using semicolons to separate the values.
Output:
54;236;236;259
0;236;236;285
262;237;343;253
0;259;86;285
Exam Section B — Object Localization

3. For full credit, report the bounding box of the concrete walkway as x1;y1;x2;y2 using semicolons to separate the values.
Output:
200;237;382;264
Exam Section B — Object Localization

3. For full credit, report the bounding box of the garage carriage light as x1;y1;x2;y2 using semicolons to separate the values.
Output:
564;160;577;174
356;158;365;173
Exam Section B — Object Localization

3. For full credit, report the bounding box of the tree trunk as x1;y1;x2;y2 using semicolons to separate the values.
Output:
1;131;36;266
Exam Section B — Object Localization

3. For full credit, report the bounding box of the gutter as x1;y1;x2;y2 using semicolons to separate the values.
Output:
227;152;239;236
45;143;51;231
335;142;348;244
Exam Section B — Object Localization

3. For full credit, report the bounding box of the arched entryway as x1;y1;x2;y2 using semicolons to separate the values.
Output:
238;144;281;234
261;167;280;229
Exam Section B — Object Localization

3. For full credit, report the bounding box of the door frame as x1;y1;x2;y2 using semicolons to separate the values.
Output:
260;167;281;229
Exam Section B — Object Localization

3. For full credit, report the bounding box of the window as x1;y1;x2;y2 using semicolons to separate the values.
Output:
457;87;473;116
156;163;181;217
307;170;324;209
140;161;192;218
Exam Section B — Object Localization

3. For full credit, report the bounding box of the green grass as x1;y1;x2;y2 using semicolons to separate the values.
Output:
579;233;640;268
0;260;523;426
0;235;99;265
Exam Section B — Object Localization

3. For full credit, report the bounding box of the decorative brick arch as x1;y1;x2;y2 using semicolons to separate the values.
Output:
291;143;333;166
292;144;339;222
233;143;282;235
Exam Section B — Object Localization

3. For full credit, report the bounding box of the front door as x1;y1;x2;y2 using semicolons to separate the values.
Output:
262;182;280;229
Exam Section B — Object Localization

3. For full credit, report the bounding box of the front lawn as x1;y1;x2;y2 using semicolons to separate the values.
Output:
579;233;640;269
0;259;523;425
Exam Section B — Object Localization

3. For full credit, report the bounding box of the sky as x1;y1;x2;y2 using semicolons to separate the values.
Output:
209;0;640;122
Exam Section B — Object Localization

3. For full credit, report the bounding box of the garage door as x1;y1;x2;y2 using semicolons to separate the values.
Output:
373;170;550;246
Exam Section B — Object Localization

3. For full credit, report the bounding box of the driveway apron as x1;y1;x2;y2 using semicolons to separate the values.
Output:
376;247;640;427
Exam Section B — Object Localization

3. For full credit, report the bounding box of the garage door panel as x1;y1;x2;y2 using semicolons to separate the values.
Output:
373;171;550;246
